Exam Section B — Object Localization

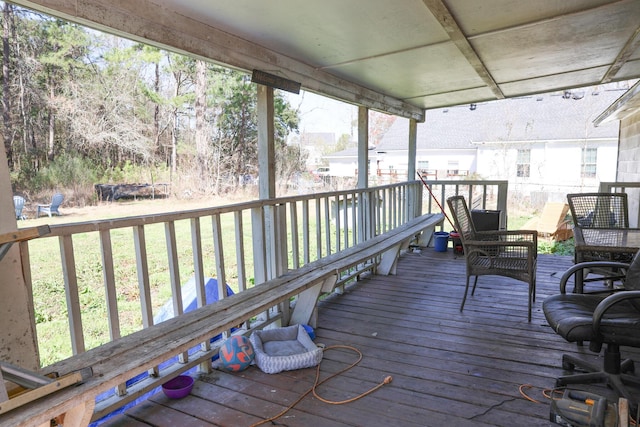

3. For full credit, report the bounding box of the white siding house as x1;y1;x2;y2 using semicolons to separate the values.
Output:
368;84;627;204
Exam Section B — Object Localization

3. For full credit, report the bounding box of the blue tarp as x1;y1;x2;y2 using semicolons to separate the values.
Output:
90;277;233;426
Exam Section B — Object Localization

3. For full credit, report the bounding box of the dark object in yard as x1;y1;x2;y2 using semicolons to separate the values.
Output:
94;183;169;201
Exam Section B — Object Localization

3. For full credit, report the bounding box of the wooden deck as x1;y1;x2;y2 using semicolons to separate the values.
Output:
99;249;640;426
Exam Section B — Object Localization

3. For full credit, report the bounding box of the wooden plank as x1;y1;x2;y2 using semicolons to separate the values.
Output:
324;196;331;256
290;275;337;326
377;243;401;275
164;221;186;363
315;196;323;258
302;199;311;265
211;214;226;302
0;225;50;245
289;202;299;269
59;235;85;355
190;377;356;427
0;371;83;415
3;214;444;426
251;206;267;285
124;399;215;426
99;230;120;341
90;253;593;427
132;225;153;328
234;211;247;293
0;370;7;403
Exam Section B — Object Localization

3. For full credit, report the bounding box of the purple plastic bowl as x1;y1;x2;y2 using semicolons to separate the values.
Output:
162;375;194;399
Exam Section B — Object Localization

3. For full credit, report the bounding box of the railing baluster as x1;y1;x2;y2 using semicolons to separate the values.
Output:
334;194;341;253
99;230;120;340
164;221;186;363
211;214;226;302
302;199;310;265
132;225;158;377
59;235;85;355
190;218;206;309
289;202;299;269
351;191;358;245
190;217;211;373
251;206;267;285
323;196;331;255
234;211;247;292
315;197;322;259
342;193;349;250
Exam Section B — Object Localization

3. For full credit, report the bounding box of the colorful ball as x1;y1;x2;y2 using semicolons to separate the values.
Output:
219;335;254;372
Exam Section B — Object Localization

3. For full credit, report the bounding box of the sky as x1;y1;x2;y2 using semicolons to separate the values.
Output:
286;91;357;138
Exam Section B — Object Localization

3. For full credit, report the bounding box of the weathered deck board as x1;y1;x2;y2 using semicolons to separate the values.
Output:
101;250;640;426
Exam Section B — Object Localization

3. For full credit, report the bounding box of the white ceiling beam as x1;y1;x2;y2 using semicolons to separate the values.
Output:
421;0;504;100
602;25;640;84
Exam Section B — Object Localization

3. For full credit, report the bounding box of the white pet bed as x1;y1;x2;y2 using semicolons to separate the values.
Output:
250;324;323;374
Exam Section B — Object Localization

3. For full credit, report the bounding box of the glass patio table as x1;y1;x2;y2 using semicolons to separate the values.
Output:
572;226;640;292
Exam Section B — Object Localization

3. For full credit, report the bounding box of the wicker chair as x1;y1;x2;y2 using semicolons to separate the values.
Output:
567;192;628;230
567;192;632;286
447;196;538;321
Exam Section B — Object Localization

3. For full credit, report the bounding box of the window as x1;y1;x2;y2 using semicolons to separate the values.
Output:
581;148;597;178
516;149;530;178
447;160;459;176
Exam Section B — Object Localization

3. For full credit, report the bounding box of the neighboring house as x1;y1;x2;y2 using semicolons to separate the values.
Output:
296;132;336;170
323;146;377;177
334;83;628;202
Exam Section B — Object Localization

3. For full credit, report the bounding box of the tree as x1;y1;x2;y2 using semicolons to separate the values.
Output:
1;4;304;201
2;3;13;168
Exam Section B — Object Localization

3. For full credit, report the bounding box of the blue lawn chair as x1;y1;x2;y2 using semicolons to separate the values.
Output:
13;195;26;220
36;193;64;217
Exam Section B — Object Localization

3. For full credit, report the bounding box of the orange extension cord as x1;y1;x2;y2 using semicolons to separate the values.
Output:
250;345;392;427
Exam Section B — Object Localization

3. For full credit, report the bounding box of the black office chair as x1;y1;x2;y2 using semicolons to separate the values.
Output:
543;252;640;402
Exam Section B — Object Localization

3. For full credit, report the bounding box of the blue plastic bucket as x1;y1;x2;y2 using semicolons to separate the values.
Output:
433;231;450;252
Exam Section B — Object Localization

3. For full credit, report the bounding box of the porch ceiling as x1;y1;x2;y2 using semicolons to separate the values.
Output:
9;0;640;120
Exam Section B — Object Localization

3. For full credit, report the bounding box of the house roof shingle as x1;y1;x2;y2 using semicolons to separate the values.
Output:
378;85;629;151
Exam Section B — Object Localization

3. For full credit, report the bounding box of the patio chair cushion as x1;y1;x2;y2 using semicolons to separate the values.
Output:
250;324;323;374
544;293;640;346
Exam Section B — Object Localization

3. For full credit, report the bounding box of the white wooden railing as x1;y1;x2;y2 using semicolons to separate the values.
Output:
12;179;507;424
420;179;509;230
23;180;508;366
599;182;640;227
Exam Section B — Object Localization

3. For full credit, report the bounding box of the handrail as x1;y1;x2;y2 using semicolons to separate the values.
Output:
22;180;507;367
419;179;508;229
11;179;506;423
598;182;640;227
4;213;443;426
